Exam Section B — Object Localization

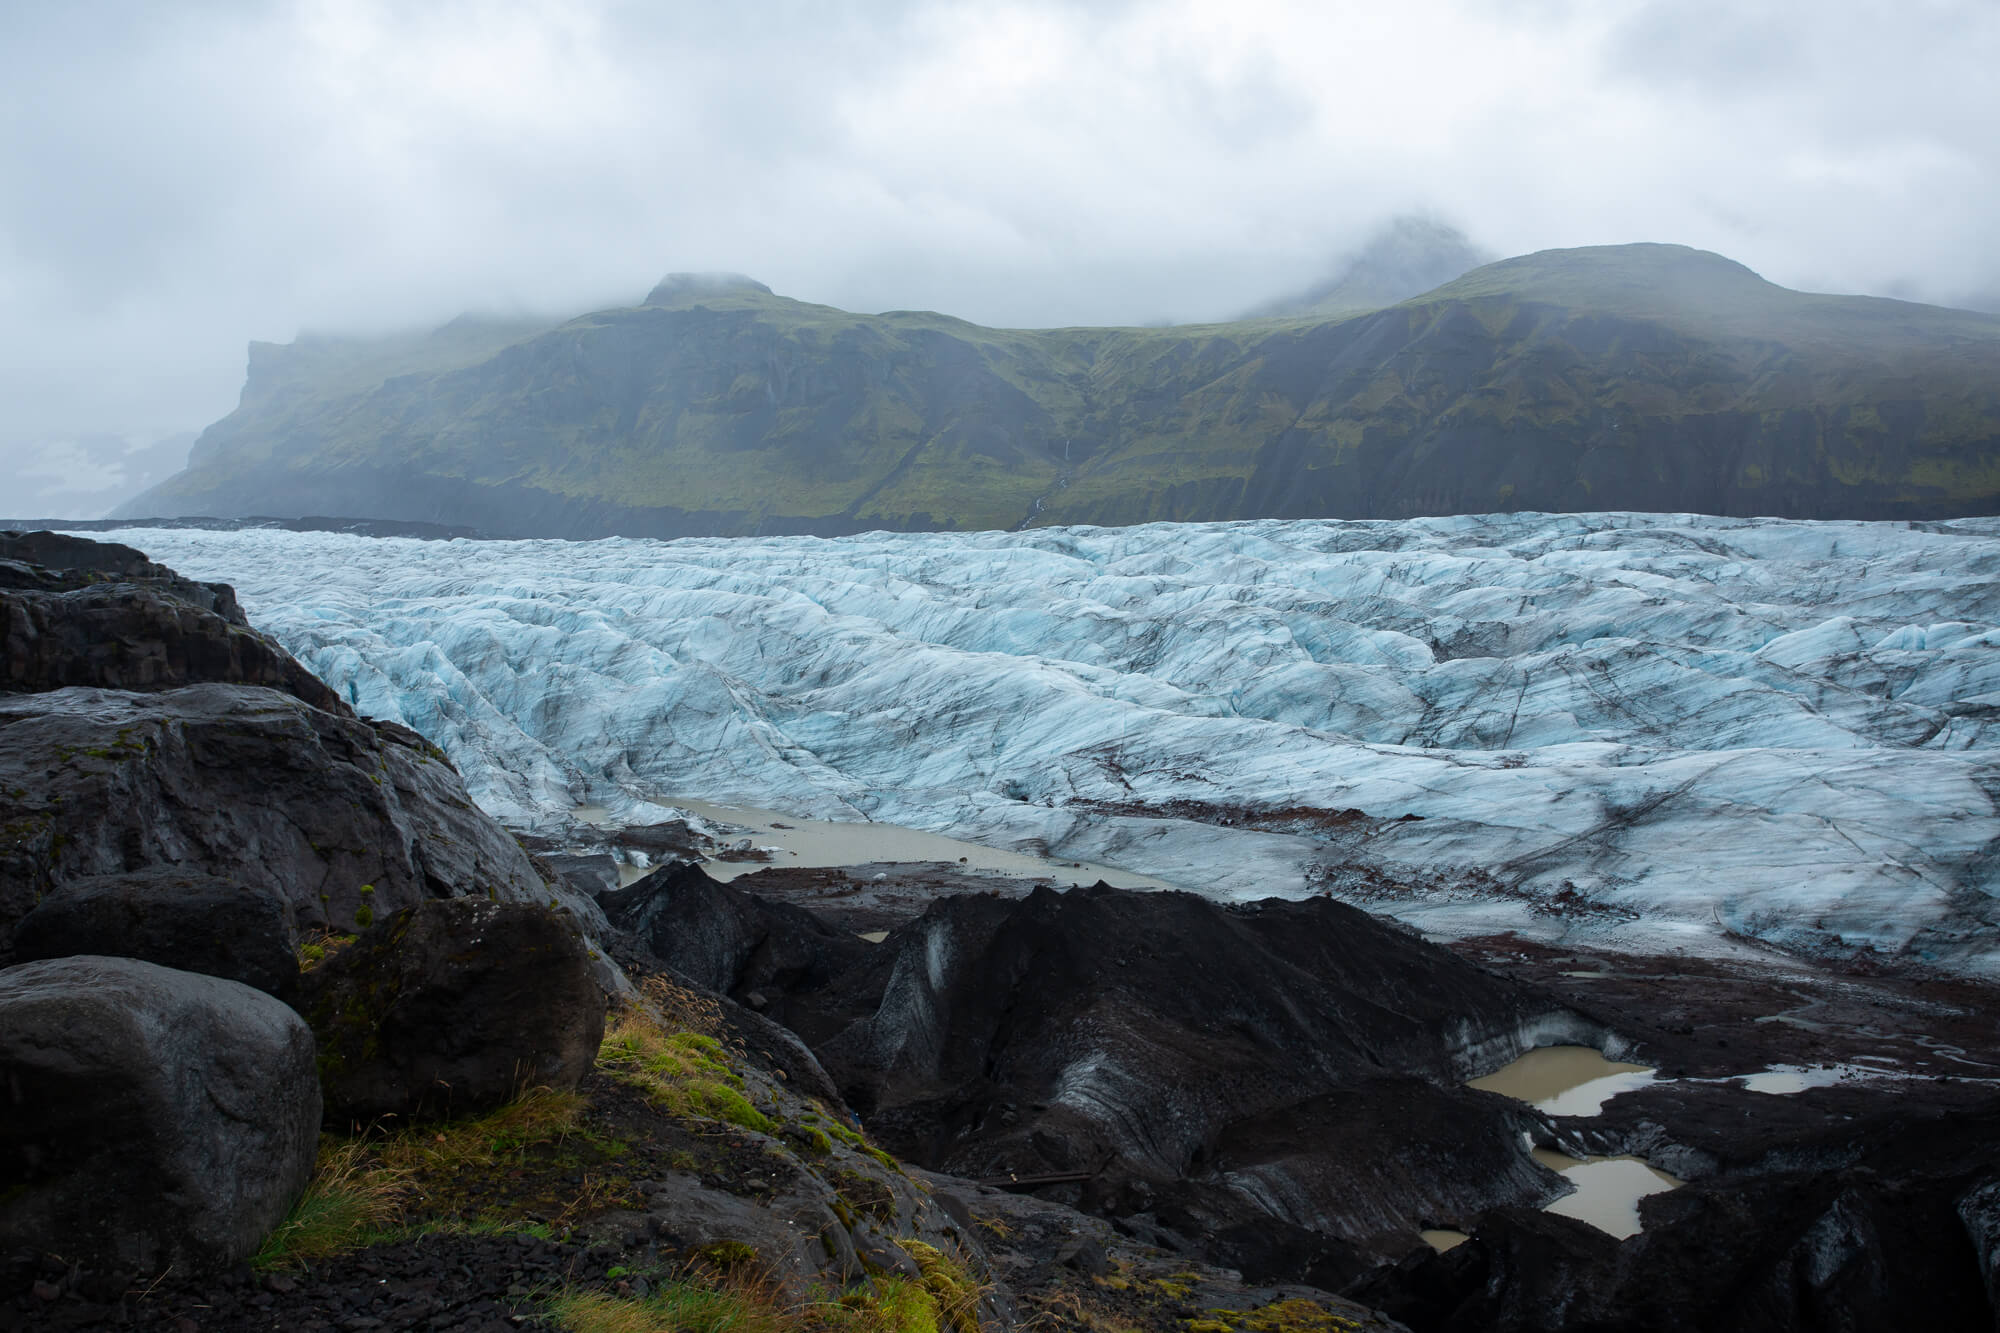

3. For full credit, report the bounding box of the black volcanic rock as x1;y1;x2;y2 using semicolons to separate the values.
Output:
0;532;606;966
299;898;606;1125
11;867;300;998
1348;1207;1619;1333
1962;1178;2000;1317
0;955;320;1277
658;879;1609;1266
1352;1097;2000;1332
599;859;871;1001
0;683;579;965
0;529;347;713
0;531;176;583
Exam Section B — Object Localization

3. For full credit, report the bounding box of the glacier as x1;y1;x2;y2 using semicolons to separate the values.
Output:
93;513;2000;974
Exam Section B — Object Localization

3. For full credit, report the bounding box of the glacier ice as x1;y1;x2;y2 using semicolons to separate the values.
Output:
95;513;2000;974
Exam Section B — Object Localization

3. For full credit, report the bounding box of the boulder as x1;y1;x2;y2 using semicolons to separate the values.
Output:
0;531;347;713
599;859;869;1003
0;683;597;965
300;897;606;1125
0;955;320;1276
539;850;622;899
11;866;299;997
612;819;711;859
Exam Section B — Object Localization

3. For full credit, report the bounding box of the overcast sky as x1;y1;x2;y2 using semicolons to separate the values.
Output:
4;0;1997;514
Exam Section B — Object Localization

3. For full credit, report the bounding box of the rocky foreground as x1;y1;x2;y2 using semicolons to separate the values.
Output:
4;532;1999;1333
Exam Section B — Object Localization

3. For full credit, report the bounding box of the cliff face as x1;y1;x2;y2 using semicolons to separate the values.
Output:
121;246;2000;535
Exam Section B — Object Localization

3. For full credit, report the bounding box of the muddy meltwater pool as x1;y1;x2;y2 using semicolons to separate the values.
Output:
1468;1046;1657;1116
1432;1046;1682;1249
574;799;1179;890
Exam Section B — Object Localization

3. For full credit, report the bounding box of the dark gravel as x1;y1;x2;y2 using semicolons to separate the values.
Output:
0;1230;637;1332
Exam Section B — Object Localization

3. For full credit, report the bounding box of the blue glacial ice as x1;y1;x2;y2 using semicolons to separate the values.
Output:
101;513;2000;973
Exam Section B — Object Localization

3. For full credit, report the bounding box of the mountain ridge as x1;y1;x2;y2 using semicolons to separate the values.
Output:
120;243;2000;536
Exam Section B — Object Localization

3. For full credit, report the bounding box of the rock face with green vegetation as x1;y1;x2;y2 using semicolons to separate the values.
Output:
0;954;321;1275
121;245;2000;534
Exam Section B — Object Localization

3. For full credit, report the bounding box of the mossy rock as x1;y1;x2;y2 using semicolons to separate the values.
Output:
297;897;605;1126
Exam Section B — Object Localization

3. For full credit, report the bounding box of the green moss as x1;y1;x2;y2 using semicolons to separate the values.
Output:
902;1239;981;1333
1201;1298;1363;1333
694;1239;759;1270
849;1277;941;1333
596;1012;773;1133
785;1125;833;1157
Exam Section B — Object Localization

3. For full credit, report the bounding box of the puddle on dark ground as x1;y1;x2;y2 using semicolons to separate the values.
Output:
1435;940;2000;1250
1468;1046;1657;1116
1458;1045;1679;1243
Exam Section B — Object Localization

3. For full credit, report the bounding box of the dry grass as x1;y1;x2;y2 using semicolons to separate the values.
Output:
638;973;724;1037
253;1086;595;1268
547;1243;988;1333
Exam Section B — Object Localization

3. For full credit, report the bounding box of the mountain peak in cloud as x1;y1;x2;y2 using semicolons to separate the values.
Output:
1248;216;1495;318
644;273;775;306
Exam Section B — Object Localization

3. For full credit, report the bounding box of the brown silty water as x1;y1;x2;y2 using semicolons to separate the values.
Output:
1450;1045;1680;1245
579;798;1180;890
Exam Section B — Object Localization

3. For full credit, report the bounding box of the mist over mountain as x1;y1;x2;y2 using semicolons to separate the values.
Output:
1244;216;1496;318
120;242;2000;537
4;432;195;521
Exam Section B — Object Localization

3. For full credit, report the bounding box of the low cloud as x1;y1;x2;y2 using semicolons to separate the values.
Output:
4;0;1995;473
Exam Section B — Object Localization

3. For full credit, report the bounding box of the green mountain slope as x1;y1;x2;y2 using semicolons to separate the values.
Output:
121;247;2000;535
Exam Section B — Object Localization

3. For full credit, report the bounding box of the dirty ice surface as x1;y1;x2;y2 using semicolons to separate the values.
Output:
103;513;2000;974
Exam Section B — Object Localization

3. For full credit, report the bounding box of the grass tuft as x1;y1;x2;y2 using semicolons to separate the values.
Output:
375;1084;589;1177
296;929;358;971
546;1276;790;1333
252;1138;405;1270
